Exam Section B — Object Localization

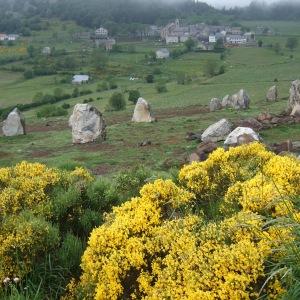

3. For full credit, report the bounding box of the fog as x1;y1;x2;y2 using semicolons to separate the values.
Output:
204;0;300;8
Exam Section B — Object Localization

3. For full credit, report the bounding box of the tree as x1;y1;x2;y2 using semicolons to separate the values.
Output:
146;74;154;83
273;43;281;55
286;37;298;51
128;90;141;104
214;38;224;50
27;45;36;58
203;59;218;77
258;40;263;47
108;92;126;111
184;38;196;51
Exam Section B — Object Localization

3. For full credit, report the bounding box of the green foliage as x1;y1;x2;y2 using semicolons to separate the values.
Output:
62;103;70;109
145;74;154;83
258;40;263;47
97;81;109;92
286;37;299;51
128;89;141;104
23;69;34;79
184;38;196;51
36;105;68;118
91;49;108;71
72;87;79;98
176;72;191;85
109;80;118;89
156;83;167;93
203;59;218;77
108;92;126;111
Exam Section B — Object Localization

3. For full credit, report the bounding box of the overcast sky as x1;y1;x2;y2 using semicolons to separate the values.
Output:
204;0;292;8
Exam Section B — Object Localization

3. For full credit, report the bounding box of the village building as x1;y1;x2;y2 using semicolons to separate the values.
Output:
209;35;216;43
95;27;108;38
226;35;247;45
165;35;179;44
42;47;51;55
72;75;89;85
156;48;170;59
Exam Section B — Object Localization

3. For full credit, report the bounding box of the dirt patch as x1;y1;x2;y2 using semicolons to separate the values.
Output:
0;151;13;159
30;150;53;158
72;142;117;153
91;164;115;175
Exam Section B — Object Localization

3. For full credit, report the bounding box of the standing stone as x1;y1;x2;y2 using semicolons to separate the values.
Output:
291;104;300;117
231;89;250;109
266;85;278;101
224;127;260;147
2;108;25;136
209;98;222;112
132;98;155;122
69;104;106;144
221;95;232;108
289;80;300;110
201;118;233;142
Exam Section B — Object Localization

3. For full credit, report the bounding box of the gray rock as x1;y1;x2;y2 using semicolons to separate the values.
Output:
266;85;278;101
2;108;25;136
289;80;300;110
221;95;232;108
132;98;155;122
224;127;260;147
209;98;222;112
201;118;233;142
291;104;300;117
231;89;250;109
69;104;106;144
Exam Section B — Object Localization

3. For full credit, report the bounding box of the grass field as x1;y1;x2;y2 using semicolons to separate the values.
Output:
0;20;300;174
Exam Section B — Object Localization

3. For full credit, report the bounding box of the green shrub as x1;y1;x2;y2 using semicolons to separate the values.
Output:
108;92;126;111
109;80;118;89
72;87;79;98
36;105;68;118
146;74;154;83
156;83;167;93
24;69;34;79
97;81;109;92
62;103;70;109
128;89;141;104
153;67;162;75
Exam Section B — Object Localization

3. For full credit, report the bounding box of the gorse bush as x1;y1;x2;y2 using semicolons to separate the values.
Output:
66;143;300;299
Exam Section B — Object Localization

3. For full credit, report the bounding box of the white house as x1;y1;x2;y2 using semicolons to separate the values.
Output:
226;35;247;45
166;36;179;44
42;47;51;55
209;35;216;43
95;27;108;38
8;34;19;41
0;34;7;41
72;75;89;85
156;48;170;59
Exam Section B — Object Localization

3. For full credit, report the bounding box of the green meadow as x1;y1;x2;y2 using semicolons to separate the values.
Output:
0;20;300;174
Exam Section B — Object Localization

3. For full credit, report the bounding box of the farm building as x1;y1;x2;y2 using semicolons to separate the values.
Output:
95;27;108;38
156;48;170;59
72;75;90;85
42;47;51;55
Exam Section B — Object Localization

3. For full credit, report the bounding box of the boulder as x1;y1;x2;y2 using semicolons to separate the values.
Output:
69;104;106;144
288;80;300;110
224;127;260;147
201;119;233;142
209;98;222;112
291;104;300;117
266;85;278;101
188;142;218;163
257;112;273;123
231;89;250;110
2;108;25;136
132;98;155;122
221;95;232;108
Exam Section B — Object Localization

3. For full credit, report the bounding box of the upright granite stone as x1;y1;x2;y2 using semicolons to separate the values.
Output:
201;118;233;142
224;127;260;147
2;108;25;136
69;104;106;144
266;85;278;101
289;80;300;110
209;98;222;112
231;89;250;110
221;95;232;108
132;98;155;122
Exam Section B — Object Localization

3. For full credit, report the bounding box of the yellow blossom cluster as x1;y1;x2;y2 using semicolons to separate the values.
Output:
71;143;299;300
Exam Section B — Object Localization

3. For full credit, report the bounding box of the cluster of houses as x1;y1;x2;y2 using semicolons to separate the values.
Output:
160;19;256;48
73;27;116;51
0;33;19;42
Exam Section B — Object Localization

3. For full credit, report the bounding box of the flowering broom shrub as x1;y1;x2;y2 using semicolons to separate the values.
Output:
68;143;300;299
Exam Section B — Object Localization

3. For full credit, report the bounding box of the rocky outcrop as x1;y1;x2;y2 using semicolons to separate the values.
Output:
289;80;300;110
209;98;222;112
132;98;155;122
201;119;233;142
2;108;25;136
266;85;278;101
69;104;106;144
224;127;260;147
231;89;250;110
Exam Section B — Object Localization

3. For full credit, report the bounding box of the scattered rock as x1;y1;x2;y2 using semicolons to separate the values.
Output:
291;104;300;117
138;140;152;147
237;118;263;131
188;141;218;163
221;95;232;108
132;97;155;122
2;108;26;136
188;152;201;163
209;98;222;112
224;127;260;147
201;118;233;142
288;80;300;110
69;104;106;144
270;140;293;154
231;89;250;110
257;112;273;123
266;85;278;101
185;132;202;141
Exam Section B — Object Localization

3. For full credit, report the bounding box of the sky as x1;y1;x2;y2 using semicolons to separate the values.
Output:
203;0;289;8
